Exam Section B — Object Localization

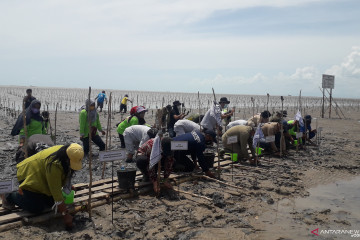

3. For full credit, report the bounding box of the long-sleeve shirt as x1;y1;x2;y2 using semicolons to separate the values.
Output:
117;116;139;135
200;105;222;131
137;138;174;183
226;119;247;130
174;119;200;136
261;122;279;151
19;119;47;139
173;130;209;172
222;125;255;159
247;114;261;128
16;145;66;202
79;109;102;138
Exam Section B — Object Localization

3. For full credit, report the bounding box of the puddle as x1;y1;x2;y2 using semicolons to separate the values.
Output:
252;176;360;239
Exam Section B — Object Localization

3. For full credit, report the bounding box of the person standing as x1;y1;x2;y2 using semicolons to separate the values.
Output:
79;100;106;155
120;94;132;113
95;90;107;112
167;100;186;137
23;88;36;109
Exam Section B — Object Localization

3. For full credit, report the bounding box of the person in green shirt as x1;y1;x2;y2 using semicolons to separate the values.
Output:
79;100;106;155
11;100;48;146
1;143;84;230
117;106;148;148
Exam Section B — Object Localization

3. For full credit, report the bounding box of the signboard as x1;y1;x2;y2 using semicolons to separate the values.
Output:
0;179;13;194
296;132;303;138
265;135;275;143
322;74;335;89
171;141;188;150
99;150;127;162
227;136;238;144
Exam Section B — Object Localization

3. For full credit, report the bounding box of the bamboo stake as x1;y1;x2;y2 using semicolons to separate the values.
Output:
87;87;93;218
197;175;244;190
54;103;58;144
21;101;28;158
280;96;284;158
198;91;201;132
102;93;112;179
174;189;212;201
211;88;221;179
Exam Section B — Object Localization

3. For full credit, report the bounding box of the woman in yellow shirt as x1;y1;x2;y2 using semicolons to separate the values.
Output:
1;143;84;230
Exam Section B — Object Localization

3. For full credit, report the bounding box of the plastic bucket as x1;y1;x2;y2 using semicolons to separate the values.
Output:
230;153;238;162
117;168;137;190
62;190;75;204
256;147;262;155
204;152;215;168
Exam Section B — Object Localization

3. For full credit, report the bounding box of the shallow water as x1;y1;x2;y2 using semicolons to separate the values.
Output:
253;176;360;240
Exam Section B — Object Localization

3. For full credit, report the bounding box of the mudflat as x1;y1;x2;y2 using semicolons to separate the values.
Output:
1;108;359;240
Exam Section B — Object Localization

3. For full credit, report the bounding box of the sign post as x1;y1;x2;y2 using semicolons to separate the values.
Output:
99;149;126;224
0;179;14;194
227;136;238;182
171;141;188;198
321;74;335;118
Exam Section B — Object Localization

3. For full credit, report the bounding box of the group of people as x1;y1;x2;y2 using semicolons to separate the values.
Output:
2;89;317;230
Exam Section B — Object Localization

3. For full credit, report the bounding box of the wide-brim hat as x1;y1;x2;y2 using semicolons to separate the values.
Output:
173;100;181;106
66;143;84;170
219;97;230;104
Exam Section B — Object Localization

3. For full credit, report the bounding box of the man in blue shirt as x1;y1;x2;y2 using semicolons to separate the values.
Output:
95;90;107;112
172;129;217;178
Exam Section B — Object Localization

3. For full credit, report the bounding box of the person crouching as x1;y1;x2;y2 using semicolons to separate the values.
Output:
1;144;84;230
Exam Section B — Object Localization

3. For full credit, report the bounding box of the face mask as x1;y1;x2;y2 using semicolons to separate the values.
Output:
31;108;40;114
224;104;228;108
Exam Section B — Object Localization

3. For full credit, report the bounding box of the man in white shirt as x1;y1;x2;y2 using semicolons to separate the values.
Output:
174;119;200;136
124;125;157;162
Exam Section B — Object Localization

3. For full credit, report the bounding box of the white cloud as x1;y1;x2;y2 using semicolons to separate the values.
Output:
190;47;360;97
326;46;360;77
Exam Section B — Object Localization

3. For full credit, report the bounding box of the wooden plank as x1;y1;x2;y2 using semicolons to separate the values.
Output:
0;211;35;225
74;192;109;203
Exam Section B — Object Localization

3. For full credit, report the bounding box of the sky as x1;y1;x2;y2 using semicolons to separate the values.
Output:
0;0;360;98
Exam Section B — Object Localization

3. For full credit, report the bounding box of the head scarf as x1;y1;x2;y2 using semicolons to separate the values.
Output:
11;100;43;136
85;99;97;123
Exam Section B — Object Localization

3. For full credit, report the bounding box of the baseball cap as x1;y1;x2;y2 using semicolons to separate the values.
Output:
66;143;84;170
204;129;217;143
136;106;148;113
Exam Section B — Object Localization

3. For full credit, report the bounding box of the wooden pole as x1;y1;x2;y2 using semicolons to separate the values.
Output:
211;88;221;180
266;93;270;111
22;101;28;159
102;93;112;179
321;88;325;118
251;97;255;117
198;91;201;132
280;96;284;157
87;87;93;218
329;88;332;118
54;103;58;144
